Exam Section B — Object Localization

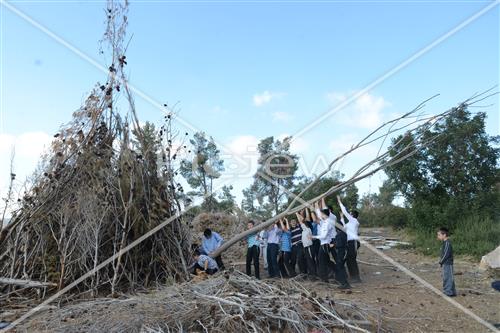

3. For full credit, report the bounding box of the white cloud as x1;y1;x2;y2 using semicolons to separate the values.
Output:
226;135;259;155
0;132;51;158
277;133;309;154
222;135;260;182
326;91;390;129
272;111;293;122
253;91;285;107
329;134;358;155
0;132;52;214
329;133;380;175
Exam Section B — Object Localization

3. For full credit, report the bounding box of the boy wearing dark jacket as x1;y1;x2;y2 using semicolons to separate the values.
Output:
437;227;456;297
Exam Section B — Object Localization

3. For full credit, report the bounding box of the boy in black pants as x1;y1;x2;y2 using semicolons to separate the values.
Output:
290;218;306;275
246;220;260;279
333;223;351;289
437;227;456;297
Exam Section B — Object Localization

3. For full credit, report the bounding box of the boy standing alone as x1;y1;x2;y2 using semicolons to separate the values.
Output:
437;227;457;297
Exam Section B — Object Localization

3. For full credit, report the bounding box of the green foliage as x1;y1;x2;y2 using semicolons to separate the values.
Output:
285;171;360;215
369;106;500;257
361;205;409;229
242;136;299;216
180;132;224;211
386;107;499;222
409;216;499;259
215;185;236;213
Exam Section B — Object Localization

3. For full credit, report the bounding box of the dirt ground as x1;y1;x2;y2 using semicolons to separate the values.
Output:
3;227;498;333
230;227;500;333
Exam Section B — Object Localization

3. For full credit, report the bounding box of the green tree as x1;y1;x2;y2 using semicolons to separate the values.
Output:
385;107;499;230
288;171;359;215
216;185;236;212
242;136;298;216
359;179;408;229
180;132;224;211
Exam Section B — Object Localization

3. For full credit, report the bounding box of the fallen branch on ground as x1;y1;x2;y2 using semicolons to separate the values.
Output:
0;278;57;289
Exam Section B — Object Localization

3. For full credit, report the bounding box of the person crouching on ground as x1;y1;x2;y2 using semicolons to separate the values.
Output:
201;228;225;270
246;220;260;279
193;250;219;275
437;227;457;297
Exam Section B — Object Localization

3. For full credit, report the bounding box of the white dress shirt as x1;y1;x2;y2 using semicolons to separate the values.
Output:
313;208;336;245
339;202;360;241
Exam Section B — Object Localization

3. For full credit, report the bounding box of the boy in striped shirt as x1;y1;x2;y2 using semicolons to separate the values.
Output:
290;218;306;275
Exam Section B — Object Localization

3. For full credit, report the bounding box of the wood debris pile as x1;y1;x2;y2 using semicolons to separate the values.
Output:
19;271;383;333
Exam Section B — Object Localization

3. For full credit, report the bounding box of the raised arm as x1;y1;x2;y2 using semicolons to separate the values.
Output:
310;210;318;222
339;211;346;227
284;218;290;231
296;212;304;224
305;208;311;221
337;195;354;222
314;201;324;219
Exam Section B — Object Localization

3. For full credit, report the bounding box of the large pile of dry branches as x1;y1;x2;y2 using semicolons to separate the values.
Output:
0;1;192;301
15;270;383;333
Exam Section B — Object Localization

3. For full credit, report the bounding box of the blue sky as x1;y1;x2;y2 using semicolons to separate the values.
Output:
1;0;499;207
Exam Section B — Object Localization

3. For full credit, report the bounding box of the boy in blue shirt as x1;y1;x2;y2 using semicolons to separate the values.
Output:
246;220;260;279
201;228;225;270
278;218;295;278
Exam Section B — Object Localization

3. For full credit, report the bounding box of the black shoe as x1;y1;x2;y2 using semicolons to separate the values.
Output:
350;278;362;283
338;283;351;290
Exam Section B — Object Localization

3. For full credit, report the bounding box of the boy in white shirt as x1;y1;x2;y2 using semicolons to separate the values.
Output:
337;195;361;283
296;210;317;279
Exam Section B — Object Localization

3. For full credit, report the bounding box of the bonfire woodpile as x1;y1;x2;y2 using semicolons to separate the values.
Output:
16;270;383;333
0;1;192;303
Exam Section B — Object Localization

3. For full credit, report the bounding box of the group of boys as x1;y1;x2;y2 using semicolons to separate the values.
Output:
246;195;361;289
191;197;457;297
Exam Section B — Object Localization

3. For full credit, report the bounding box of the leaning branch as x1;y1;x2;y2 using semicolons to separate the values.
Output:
211;92;495;258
